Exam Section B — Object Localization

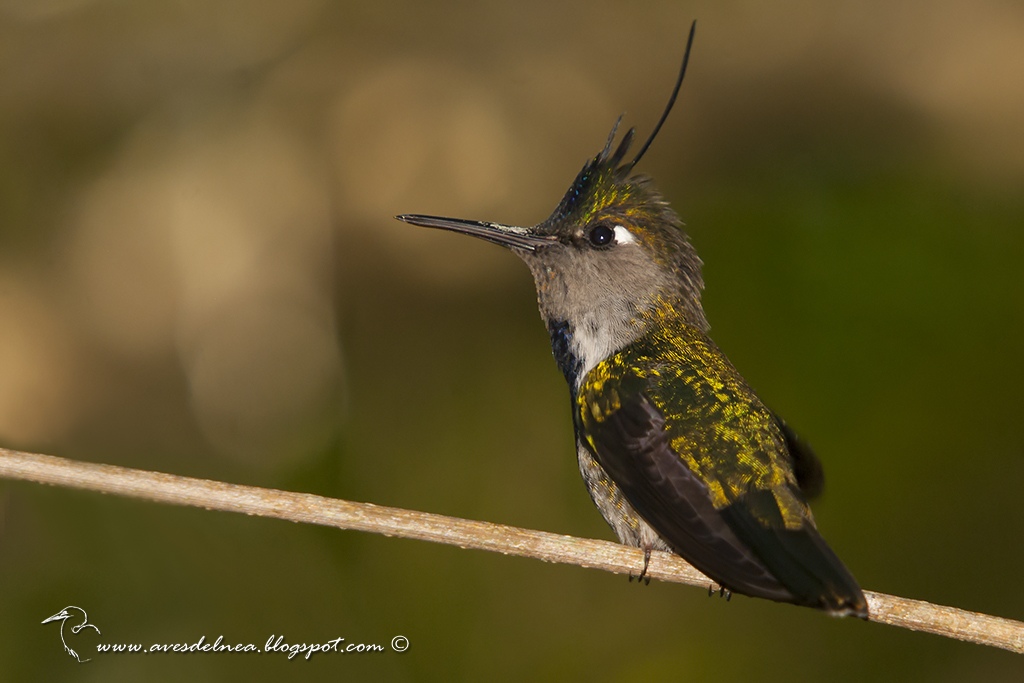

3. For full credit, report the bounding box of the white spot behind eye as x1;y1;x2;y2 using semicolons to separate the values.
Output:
613;225;635;244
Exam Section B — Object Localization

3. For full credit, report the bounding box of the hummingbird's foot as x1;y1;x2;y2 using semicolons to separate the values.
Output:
628;547;653;585
709;584;732;601
707;583;732;600
639;547;652;585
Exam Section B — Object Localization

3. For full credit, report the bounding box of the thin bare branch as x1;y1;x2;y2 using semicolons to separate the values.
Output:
2;447;1021;654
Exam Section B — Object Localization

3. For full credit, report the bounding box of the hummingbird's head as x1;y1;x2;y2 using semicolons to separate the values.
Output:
518;118;707;334
397;23;703;372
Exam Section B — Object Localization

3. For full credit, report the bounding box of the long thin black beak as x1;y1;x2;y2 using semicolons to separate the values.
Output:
395;214;558;252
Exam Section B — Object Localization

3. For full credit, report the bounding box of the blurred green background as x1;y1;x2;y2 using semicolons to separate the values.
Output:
2;0;1023;680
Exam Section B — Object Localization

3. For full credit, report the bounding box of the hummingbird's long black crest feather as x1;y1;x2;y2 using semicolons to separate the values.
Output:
629;20;696;171
546;21;695;227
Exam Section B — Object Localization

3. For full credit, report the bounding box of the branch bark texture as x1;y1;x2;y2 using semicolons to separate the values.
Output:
2;447;1021;654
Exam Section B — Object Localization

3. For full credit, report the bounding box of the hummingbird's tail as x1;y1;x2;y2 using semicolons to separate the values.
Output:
719;490;868;617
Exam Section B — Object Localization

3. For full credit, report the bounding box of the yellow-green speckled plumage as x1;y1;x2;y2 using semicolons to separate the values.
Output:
580;318;807;524
576;313;864;612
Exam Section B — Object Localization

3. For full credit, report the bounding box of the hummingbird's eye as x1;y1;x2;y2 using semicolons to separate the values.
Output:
588;224;615;247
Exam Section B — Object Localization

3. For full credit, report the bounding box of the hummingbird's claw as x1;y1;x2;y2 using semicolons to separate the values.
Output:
636;547;652;585
708;582;731;599
708;585;733;601
628;547;653;584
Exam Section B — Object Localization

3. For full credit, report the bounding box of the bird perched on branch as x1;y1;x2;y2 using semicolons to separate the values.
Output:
398;22;867;617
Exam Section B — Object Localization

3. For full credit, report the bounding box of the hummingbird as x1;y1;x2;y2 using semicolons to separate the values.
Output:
396;22;868;617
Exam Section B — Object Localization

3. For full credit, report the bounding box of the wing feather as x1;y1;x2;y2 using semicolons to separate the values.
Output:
578;322;867;615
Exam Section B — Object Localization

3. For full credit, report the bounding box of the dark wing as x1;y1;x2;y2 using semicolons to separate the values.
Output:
584;385;796;603
578;326;867;615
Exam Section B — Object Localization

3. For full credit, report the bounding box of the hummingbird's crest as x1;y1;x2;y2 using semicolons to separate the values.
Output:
544;125;636;227
543;20;696;231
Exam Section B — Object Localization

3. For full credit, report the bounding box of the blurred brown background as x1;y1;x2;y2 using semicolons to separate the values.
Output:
2;0;1023;680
